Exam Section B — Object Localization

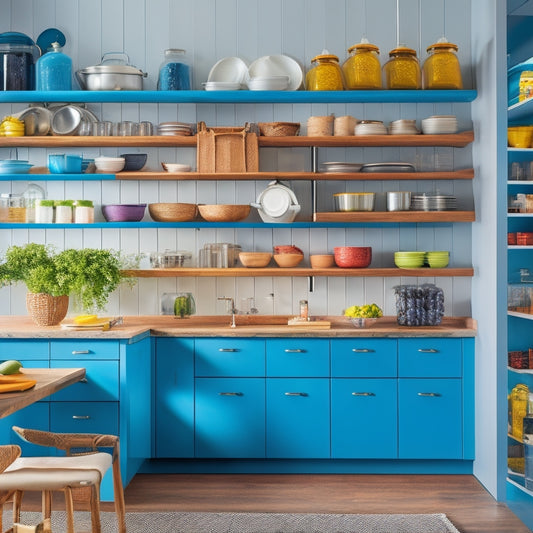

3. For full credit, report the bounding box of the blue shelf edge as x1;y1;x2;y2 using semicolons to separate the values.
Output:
0;221;459;229
0;173;115;181
0;89;478;104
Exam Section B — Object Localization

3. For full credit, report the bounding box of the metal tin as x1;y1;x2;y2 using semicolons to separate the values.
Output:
333;192;375;212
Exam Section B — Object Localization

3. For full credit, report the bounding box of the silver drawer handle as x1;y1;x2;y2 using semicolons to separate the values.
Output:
284;349;305;353
219;392;243;396
417;348;439;353
417;392;441;397
79;378;88;383
72;415;90;419
218;348;238;352
352;392;375;396
71;350;90;355
352;348;375;353
284;392;308;396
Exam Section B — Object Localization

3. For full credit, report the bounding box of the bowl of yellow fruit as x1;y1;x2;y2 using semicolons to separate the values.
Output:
344;303;383;328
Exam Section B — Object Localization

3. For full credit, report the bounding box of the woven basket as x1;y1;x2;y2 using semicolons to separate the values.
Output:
26;293;69;326
148;203;198;222
258;122;300;137
198;204;251;222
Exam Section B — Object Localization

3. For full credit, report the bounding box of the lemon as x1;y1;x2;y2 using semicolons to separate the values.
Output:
74;314;99;325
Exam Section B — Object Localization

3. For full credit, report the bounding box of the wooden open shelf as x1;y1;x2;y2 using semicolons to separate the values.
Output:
314;211;476;223
123;267;474;278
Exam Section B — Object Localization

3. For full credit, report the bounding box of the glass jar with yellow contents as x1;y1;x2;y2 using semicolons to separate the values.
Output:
342;39;381;90
306;50;345;91
422;38;463;89
511;383;530;440
383;46;421;89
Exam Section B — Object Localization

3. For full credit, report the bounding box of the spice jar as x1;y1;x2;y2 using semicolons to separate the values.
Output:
74;200;94;223
306;50;345;91
422;38;463;89
342;39;381;90
299;299;309;321
511;383;530;440
0;193;26;222
157;49;191;90
383;46;421;90
35;199;54;223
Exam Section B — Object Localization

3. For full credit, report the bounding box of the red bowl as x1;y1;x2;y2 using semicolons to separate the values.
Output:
334;246;372;268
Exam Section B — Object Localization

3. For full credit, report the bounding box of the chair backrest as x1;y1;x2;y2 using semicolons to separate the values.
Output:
0;445;21;473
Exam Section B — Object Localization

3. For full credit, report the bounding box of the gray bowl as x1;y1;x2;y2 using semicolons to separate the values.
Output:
120;153;147;171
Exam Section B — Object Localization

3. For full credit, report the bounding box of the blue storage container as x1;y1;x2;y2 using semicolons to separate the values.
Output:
508;58;533;107
36;42;71;91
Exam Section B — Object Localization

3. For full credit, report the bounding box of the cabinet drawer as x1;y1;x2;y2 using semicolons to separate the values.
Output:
398;338;462;377
195;338;265;377
51;340;119;360
0;339;49;360
266;338;329;377
50;360;119;401
331;339;397;377
50;402;118;436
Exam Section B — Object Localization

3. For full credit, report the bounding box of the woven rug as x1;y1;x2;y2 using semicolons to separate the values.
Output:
8;510;461;533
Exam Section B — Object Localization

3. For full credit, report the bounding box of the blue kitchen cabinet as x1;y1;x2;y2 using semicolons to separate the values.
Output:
398;338;463;378
266;338;329;377
195;377;266;458
154;338;195;458
331;378;398;458
266;378;330;458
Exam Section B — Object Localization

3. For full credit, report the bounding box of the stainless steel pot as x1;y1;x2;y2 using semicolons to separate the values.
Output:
76;52;147;91
386;191;412;211
333;192;375;212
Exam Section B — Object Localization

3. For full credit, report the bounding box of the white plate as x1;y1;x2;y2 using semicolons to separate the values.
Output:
203;81;242;91
207;57;248;84
248;55;303;91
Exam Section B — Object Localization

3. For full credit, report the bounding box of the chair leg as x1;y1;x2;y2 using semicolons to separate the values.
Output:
41;491;52;521
12;490;23;524
89;484;102;533
64;487;75;533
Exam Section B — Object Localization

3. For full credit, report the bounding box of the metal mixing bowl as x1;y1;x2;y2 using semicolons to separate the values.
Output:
333;192;375;212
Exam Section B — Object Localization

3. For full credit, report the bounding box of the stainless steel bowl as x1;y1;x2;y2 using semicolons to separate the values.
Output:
333;192;375;212
386;191;412;211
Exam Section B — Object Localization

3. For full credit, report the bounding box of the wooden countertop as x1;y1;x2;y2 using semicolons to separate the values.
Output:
0;367;86;419
0;315;477;339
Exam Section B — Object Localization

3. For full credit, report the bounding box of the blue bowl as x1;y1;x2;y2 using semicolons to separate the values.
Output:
48;154;83;174
0;164;32;174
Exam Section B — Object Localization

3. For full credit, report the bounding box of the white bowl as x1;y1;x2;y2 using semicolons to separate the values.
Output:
247;76;289;91
207;56;249;84
162;162;192;172
94;157;125;173
247;55;303;91
203;81;242;91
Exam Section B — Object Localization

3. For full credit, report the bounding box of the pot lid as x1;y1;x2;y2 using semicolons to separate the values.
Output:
0;32;34;46
256;181;299;218
80;63;144;76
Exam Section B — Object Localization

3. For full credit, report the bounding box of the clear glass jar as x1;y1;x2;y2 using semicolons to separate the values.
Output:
299;299;309;320
0;193;26;222
22;183;45;223
383;46;421;89
511;383;530;440
342;40;381;90
422;39;463;89
157;49;191;90
306;51;345;91
36;41;72;91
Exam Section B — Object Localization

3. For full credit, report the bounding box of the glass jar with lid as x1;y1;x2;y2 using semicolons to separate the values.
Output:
511;383;530;440
0;193;26;222
422;38;463;89
383;46;421;89
22;183;45;223
342;39;381;90
306;50;345;91
157;49;191;90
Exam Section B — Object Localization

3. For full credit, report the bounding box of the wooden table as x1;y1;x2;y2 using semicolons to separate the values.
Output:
0;368;86;419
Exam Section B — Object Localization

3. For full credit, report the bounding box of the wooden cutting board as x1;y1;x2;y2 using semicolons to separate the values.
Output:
287;318;331;329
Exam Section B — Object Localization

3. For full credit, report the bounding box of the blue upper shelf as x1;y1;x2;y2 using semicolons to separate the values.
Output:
0;90;477;104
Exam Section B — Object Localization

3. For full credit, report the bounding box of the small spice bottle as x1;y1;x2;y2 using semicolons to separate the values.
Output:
35;199;55;223
74;200;95;223
299;299;309;320
422;38;463;89
54;200;74;224
383;46;421;90
342;39;382;90
306;50;345;91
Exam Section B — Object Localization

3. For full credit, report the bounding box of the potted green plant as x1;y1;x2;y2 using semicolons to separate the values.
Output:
0;243;138;326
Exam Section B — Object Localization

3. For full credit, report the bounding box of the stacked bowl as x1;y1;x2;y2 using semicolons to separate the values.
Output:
394;251;425;268
389;119;420;135
0;159;32;174
421;115;458;134
426;251;450;268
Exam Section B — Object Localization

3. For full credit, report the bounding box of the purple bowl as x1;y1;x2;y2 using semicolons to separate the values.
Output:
102;204;146;222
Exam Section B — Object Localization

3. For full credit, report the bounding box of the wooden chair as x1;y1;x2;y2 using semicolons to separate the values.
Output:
0;427;126;533
0;444;23;532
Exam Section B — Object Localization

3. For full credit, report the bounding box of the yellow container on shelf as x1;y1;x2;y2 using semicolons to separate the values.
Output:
342;40;381;90
511;383;530;440
508;125;533;148
422;38;463;89
306;50;345;91
383;46;421;89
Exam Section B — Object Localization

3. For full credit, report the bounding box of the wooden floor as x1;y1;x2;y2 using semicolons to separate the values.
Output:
96;473;531;533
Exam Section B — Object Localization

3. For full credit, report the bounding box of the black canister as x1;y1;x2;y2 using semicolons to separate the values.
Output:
0;32;40;90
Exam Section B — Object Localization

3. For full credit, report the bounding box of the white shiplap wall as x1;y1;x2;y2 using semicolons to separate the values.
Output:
0;0;473;318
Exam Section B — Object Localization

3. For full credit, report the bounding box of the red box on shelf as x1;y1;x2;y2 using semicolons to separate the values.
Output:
516;232;533;245
508;232;517;245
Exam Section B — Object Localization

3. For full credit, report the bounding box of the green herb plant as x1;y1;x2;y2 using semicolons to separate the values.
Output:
0;243;139;312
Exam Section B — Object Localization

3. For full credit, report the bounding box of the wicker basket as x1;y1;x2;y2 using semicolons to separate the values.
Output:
148;203;198;222
198;204;251;222
258;122;300;137
26;293;69;326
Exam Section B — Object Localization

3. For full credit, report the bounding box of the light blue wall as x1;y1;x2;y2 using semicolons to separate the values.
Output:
0;0;474;320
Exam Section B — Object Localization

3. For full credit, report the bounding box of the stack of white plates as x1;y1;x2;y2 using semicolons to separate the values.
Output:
205;57;248;89
247;55;303;91
411;193;457;211
421;115;458;134
157;122;194;136
203;81;242;91
389;119;420;135
247;76;289;91
319;162;363;173
354;120;388;135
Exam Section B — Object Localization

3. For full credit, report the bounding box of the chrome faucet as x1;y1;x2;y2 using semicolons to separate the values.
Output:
218;296;237;328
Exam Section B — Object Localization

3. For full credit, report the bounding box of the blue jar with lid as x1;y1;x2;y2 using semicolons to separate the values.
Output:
36;42;71;91
158;49;191;90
